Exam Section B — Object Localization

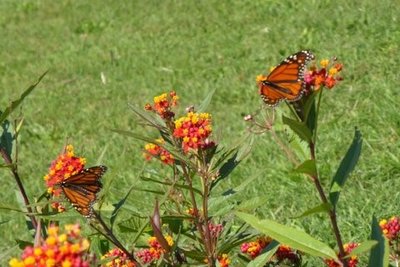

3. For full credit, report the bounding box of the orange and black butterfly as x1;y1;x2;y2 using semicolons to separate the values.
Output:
258;50;315;106
60;165;107;217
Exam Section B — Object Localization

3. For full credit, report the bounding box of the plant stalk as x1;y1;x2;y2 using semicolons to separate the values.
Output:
91;211;140;266
309;142;347;267
0;147;38;230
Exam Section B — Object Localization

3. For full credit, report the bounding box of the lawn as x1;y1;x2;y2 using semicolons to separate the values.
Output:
1;0;399;265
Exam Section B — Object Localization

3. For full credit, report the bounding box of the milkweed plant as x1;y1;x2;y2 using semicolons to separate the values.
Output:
0;51;394;267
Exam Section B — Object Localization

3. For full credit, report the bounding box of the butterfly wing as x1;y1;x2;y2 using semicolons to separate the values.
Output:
61;165;107;217
259;50;314;106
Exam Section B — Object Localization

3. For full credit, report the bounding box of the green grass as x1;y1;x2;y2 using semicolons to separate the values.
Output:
1;0;399;265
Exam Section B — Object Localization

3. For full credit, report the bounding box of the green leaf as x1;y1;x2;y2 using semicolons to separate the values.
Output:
291;203;331;219
236;212;337;260
247;240;279;267
303;91;318;123
15;239;33;249
347;240;377;257
197;88;216;113
0;71;47;124
140;176;202;195
128;103;166;129
0;119;14;159
112;129;194;169
110;185;135;230
294;160;317;177
236;196;269;212
329;128;362;208
368;216;389;267
282;115;312;142
304;92;318;136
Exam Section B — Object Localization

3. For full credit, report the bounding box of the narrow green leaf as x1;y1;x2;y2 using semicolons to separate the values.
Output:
110;185;135;230
304;92;318;136
0;204;26;213
236;212;337;260
247;240;279;267
291;203;331;219
236;196;269;212
368;216;389;267
282;115;312;142
0;71;47;124
140;176;202;195
329;128;362;207
347;240;377;257
128;103;166;129
294;160;317;177
197;88;216;113
303;91;318;123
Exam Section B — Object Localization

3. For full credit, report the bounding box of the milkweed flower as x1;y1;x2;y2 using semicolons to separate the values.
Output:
101;248;136;267
143;138;174;165
173;112;215;153
241;236;301;264
325;242;359;267
218;254;231;267
44;144;86;213
304;58;343;91
144;91;178;119
240;236;270;259
9;224;93;267
380;216;400;241
135;235;174;265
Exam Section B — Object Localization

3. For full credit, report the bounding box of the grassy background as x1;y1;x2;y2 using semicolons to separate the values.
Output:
1;0;399;265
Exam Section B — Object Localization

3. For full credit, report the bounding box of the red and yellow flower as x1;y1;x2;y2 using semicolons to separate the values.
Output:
241;236;300;264
9;224;92;267
144;138;174;165
218;254;231;267
304;59;343;91
325;242;359;267
44;144;86;213
101;248;136;267
380;216;400;241
135;235;174;265
144;91;178;119
173;112;214;153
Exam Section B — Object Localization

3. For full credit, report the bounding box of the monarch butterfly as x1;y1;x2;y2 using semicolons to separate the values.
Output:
258;50;315;106
60;165;107;217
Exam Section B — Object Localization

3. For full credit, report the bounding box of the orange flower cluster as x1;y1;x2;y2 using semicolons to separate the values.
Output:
9;224;92;267
304;59;343;90
173;112;214;153
325;242;359;267
143;138;174;165
135;235;174;265
217;254;231;267
240;237;271;259
241;237;300;264
101;248;136;267
44;144;86;212
144;91;178;119
380;216;400;241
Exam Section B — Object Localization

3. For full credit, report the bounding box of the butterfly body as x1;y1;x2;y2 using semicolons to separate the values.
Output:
60;165;107;217
258;50;315;106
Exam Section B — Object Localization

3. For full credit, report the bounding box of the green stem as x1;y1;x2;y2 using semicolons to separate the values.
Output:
313;88;324;144
309;142;347;267
91;211;141;266
0;147;38;230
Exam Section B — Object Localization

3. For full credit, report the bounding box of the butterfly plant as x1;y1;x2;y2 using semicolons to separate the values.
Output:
240;51;388;266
